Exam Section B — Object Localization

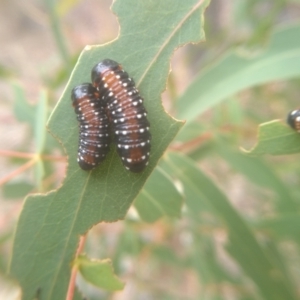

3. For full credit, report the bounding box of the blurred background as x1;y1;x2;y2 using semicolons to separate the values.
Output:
1;0;300;299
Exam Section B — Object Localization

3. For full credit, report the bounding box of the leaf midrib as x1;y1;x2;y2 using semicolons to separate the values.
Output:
47;172;92;299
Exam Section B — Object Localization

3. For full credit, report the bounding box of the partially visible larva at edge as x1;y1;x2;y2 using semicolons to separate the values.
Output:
287;109;300;132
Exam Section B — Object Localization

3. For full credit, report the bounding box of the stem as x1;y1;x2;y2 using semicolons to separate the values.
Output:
170;132;212;152
0;150;66;161
66;235;87;300
45;0;71;67
0;158;38;186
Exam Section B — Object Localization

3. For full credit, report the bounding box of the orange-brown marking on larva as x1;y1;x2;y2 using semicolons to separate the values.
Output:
77;94;99;165
103;68;143;163
91;59;151;172
72;83;111;170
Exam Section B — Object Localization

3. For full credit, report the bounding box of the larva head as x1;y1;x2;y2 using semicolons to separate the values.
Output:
287;109;300;132
71;83;94;106
91;59;120;88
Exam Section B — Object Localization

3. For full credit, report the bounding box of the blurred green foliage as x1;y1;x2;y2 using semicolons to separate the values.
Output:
1;0;300;299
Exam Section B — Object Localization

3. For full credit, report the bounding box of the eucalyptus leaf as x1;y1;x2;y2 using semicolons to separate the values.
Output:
9;1;210;299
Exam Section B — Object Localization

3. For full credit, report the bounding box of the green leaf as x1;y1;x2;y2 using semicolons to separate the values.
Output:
34;90;48;154
134;167;183;223
34;90;48;189
176;23;300;125
12;82;36;129
9;1;209;299
216;144;298;212
76;255;124;291
2;182;34;200
257;214;300;243
161;152;297;300
244;120;300;155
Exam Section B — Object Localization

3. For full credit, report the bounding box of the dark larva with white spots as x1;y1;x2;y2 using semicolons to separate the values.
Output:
71;83;110;170
91;59;151;173
287;109;300;132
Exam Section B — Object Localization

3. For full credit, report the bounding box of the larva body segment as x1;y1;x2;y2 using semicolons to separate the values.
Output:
71;83;110;170
92;59;151;172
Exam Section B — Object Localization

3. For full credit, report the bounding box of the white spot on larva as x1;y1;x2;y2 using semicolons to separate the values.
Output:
139;128;145;133
141;142;146;147
114;120;118;123
144;113;147;116
147;140;150;143
122;130;127;135
123;82;128;87
113;100;118;104
117;108;122;112
122;157;125;160
115;131;119;134
133;101;138;106
102;96;105;100
128;91;133;96
77;158;80;162
95;111;99;115
109;92;113;97
95;154;99;157
128;78;132;81
112;111;115;115
146;127;150;131
125;166;130;170
120;118;125;122
85;125;89;128
127;158;132;163
104;83;108;88
78;107;82;111
116;75;120;79
118;144;121;148
80;156;84;160
84;133;88;136
102;76;106;81
110;71;114;74
141;155;146;160
91;103;95;106
137;114;142;119
147;152;150;156
124;145;129;149
139;99;143;103
97;144;102;148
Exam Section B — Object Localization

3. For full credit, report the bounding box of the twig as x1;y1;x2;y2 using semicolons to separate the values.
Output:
0;158;38;186
169;132;212;152
66;235;87;300
0;150;66;161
